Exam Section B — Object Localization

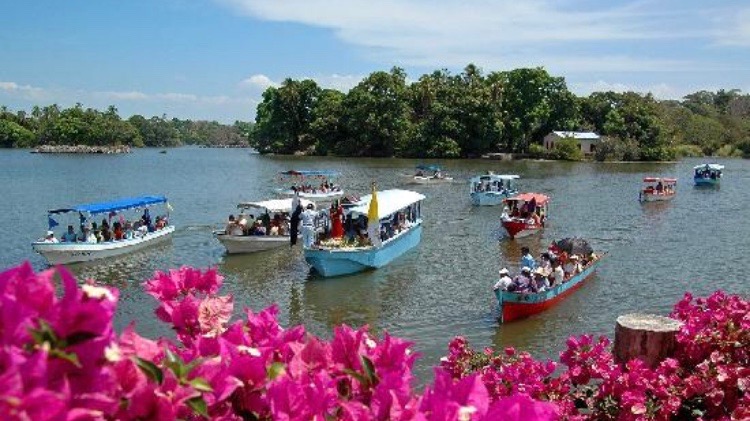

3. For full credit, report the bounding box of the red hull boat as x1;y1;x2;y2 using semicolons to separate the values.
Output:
501;193;549;239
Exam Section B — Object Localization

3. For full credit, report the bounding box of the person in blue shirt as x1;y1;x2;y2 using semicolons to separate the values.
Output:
62;225;78;242
520;246;537;270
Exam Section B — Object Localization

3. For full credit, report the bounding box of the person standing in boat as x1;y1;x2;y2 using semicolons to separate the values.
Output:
301;203;318;247
290;203;303;246
520;247;537;270
330;200;344;239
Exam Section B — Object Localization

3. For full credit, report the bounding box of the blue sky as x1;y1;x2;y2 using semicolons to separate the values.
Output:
1;0;749;122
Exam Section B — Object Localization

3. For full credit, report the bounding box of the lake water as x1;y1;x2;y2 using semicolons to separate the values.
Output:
1;148;747;382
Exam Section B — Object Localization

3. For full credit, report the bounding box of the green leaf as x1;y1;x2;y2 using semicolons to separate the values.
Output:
186;396;208;418
267;362;286;380
164;348;185;380
360;355;379;387
134;357;163;385
342;368;368;387
190;377;214;393
49;349;82;368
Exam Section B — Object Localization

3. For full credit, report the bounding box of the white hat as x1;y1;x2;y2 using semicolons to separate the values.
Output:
521;266;531;273
46;230;54;236
499;268;510;275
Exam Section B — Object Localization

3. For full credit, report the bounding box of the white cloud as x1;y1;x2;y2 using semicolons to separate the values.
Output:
218;0;733;72
0;81;49;101
239;74;277;90
305;74;362;92
570;80;689;100
714;8;750;46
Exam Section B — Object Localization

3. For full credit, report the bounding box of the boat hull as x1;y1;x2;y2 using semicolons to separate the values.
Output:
496;259;602;323
304;224;422;277
32;226;175;265
501;219;543;239
215;232;290;254
403;175;453;185
640;192;676;202
471;191;517;206
694;177;720;187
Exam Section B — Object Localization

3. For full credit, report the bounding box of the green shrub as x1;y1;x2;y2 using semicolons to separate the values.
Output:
593;136;641;161
548;137;583;161
527;143;546;158
736;139;750;158
714;144;743;157
673;144;705;158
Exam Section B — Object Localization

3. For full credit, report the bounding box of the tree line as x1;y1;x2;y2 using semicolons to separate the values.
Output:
0;104;251;148
251;66;750;160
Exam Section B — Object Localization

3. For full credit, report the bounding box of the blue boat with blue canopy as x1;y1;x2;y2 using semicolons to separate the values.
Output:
33;195;175;265
304;188;425;277
277;170;344;200
404;164;453;184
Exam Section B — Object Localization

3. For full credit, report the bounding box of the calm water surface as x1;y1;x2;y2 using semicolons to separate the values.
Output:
1;148;747;382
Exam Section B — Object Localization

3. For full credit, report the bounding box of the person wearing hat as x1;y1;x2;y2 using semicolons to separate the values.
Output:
532;267;550;292
493;268;513;291
42;230;59;243
564;255;582;277
512;267;533;293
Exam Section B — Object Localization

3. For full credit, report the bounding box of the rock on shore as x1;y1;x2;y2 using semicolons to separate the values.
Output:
31;145;132;154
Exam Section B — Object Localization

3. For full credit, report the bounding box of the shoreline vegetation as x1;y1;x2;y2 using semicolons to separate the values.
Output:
3;66;749;160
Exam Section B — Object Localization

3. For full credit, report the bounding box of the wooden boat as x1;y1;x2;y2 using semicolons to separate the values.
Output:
276;170;344;200
640;177;677;202
403;164;453;184
470;173;519;206
495;255;604;323
214;198;313;254
304;189;425;277
501;193;549;239
32;196;174;265
693;164;723;187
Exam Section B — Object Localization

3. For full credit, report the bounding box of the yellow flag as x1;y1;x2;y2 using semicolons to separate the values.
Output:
367;183;381;246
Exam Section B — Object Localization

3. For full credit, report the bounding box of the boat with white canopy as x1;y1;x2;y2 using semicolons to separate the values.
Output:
640;177;677;202
276;170;344;200
470;173;519;206
304;187;425;277
32;195;174;264
214;198;313;254
693;163;723;186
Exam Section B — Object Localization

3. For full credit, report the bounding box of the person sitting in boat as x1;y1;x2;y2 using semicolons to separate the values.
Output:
123;222;134;240
512;267;533;293
655;181;664;193
520;247;537;270
563;255;582;277
416;170;424;177
62;225;78;243
42;230;59;243
433;170;442;179
100;219;112;241
539;252;553;273
141;209;152;231
532;268;550;292
80;226;97;243
493;268;513;291
112;222;124;240
249;220;266;236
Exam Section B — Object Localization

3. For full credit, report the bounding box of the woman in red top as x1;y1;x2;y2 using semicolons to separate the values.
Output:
113;222;124;240
330;200;344;239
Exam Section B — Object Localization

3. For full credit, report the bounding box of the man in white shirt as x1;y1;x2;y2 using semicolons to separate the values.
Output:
300;204;318;247
42;230;59;243
552;261;565;286
493;268;513;291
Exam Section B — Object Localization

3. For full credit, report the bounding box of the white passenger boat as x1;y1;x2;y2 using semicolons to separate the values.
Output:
304;188;425;277
276;170;344;200
470;173;519;206
214;198;313;254
32;196;174;265
403;165;453;184
640;177;677;202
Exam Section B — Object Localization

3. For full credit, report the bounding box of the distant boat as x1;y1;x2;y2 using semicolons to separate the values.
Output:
693;163;723;186
159;150;167;154
501;193;549;239
304;189;425;277
495;254;605;323
214;198;313;254
640;177;677;202
276;170;344;200
32;196;174;264
402;164;453;184
470;173;519;206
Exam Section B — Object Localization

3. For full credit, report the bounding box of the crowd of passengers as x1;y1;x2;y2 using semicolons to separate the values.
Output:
473;180;511;193
41;209;168;243
502;198;546;225
694;169;721;180
493;245;598;294
290;181;341;195
415;170;446;179
224;212;293;237
643;181;674;195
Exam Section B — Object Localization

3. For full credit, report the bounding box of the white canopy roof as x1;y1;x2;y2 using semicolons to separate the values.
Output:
470;174;520;183
694;163;724;170
237;198;313;213
347;189;425;220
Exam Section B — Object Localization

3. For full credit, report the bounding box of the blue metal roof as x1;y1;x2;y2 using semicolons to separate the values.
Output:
49;195;168;215
279;170;340;176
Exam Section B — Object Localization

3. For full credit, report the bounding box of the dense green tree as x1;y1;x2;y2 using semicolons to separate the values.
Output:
253;79;321;154
0;119;35;147
309;89;345;155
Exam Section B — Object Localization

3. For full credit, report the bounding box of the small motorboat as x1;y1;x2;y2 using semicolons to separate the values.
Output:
640;177;677;202
276;170;344;200
214;198;314;254
501;193;549;239
32;196;174;265
304;188;425;277
470;173;519;206
693;163;723;186
403;164;453;184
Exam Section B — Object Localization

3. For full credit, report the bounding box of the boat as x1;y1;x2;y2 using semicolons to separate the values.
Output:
693;164;723;186
470;173;519;206
403;164;454;184
275;170;344;200
32;196;174;265
640;177;677;202
304;188;425;277
500;193;549;239
495;255;604;323
214;198;314;254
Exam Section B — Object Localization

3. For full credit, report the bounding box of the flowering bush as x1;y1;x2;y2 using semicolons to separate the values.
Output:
0;263;557;420
1;263;746;420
